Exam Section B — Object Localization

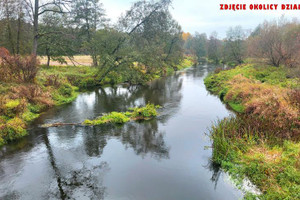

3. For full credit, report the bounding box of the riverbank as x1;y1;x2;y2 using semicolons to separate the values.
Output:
204;64;300;199
0;57;195;146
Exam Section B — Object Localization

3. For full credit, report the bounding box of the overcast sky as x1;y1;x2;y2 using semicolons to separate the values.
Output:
101;0;300;38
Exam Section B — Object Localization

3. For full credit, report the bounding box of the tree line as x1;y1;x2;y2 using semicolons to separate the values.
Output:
184;17;300;69
1;0;300;84
0;0;184;82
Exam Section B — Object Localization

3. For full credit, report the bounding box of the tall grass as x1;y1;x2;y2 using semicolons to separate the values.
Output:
205;64;300;139
209;116;300;199
207;63;300;199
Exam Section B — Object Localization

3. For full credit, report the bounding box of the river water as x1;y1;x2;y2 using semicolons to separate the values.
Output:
0;65;242;200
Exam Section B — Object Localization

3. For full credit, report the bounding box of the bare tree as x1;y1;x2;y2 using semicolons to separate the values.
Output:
24;0;71;55
248;19;300;67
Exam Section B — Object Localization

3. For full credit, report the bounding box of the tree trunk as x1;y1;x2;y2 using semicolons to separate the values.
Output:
45;45;51;67
32;0;39;56
16;12;22;54
5;2;15;54
92;54;98;66
47;54;51;67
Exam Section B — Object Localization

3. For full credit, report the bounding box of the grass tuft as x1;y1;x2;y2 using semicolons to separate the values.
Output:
83;104;159;126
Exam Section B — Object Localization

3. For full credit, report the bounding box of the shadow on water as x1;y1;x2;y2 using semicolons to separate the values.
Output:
0;64;242;200
83;120;169;159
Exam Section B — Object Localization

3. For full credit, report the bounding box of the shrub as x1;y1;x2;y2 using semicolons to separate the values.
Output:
3;99;27;118
0;117;27;143
79;77;98;89
44;74;61;88
0;47;39;83
58;84;73;97
10;85;53;107
130;104;159;120
21;110;40;123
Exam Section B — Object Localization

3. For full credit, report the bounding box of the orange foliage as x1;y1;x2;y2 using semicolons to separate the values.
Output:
0;47;39;83
182;32;192;41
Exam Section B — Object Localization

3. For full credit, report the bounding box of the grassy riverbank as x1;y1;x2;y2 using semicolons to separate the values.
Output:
205;64;300;199
0;57;194;147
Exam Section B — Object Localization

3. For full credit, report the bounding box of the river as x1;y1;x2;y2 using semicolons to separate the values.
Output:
0;64;243;200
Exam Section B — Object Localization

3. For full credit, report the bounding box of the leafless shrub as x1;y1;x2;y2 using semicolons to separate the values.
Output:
0;47;39;83
10;85;53;107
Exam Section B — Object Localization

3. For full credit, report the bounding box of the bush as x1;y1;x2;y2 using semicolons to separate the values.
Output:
58;84;73;97
79;77;98;89
0;117;27;143
3;99;27;118
130;104;159;120
0;47;39;83
44;74;61;88
10;85;53;107
21;110;40;123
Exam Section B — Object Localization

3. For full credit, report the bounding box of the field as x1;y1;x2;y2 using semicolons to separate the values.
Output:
39;55;93;66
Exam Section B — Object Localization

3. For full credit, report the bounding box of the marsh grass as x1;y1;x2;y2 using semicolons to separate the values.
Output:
205;64;300;138
206;64;300;199
210;116;300;200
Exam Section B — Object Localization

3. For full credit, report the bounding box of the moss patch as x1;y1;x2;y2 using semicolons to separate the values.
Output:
83;104;159;126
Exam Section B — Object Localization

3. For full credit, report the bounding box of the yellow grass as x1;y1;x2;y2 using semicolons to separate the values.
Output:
39;55;92;66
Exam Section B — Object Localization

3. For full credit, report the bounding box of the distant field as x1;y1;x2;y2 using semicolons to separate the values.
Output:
39;55;92;66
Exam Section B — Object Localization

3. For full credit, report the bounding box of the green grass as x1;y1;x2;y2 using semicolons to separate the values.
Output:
210;116;300;200
84;112;130;125
83;104;159;126
205;64;299;90
228;102;244;113
39;65;99;90
204;64;299;113
206;63;300;199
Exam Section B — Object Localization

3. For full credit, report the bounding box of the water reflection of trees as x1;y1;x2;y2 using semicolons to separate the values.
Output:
40;119;169;199
118;121;169;159
84;119;170;160
48;162;109;200
95;72;183;116
43;129;109;200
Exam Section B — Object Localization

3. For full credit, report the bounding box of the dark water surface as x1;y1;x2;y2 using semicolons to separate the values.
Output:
0;65;242;200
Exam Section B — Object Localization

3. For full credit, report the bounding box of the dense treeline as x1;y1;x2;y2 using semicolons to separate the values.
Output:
0;0;184;80
184;17;300;73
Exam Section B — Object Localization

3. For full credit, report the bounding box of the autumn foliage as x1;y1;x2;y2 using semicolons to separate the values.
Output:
225;75;299;138
0;47;39;83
